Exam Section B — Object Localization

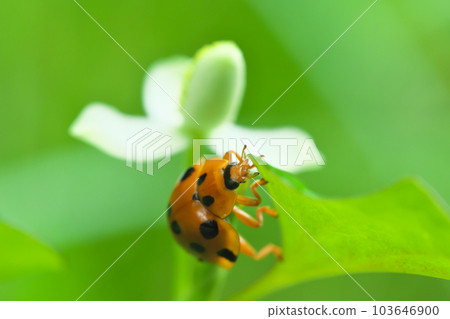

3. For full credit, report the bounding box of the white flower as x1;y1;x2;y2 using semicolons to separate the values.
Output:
70;41;321;172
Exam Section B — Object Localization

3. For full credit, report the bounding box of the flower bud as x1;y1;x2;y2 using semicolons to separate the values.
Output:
180;41;246;133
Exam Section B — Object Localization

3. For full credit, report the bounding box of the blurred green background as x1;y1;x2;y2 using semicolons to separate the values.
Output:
0;0;449;300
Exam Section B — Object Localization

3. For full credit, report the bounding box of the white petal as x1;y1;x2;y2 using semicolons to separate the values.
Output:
70;103;188;162
180;41;246;132
210;123;324;173
143;56;191;126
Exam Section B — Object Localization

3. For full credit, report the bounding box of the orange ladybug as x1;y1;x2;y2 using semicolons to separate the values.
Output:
167;147;282;269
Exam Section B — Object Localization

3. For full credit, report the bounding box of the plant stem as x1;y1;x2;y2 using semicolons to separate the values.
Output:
173;242;194;300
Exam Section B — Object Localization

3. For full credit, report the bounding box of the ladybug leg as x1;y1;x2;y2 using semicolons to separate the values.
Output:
232;205;277;228
236;178;268;207
239;235;283;261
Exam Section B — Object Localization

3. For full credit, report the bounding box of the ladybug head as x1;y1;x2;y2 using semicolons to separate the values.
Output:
229;145;259;183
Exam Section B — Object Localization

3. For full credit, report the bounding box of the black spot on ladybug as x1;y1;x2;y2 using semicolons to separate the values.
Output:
181;167;195;181
190;242;205;253
192;192;199;201
199;220;219;239
202;195;215;207
197;173;207;186
217;248;237;262
170;221;181;234
223;164;239;190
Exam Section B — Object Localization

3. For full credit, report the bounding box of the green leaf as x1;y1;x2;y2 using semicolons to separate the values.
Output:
0;226;172;300
235;158;450;300
0;221;62;282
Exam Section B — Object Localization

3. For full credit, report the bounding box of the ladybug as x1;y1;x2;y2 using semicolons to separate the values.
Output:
167;148;283;269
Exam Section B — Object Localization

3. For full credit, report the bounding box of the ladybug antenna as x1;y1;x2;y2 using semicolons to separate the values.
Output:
241;145;247;160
